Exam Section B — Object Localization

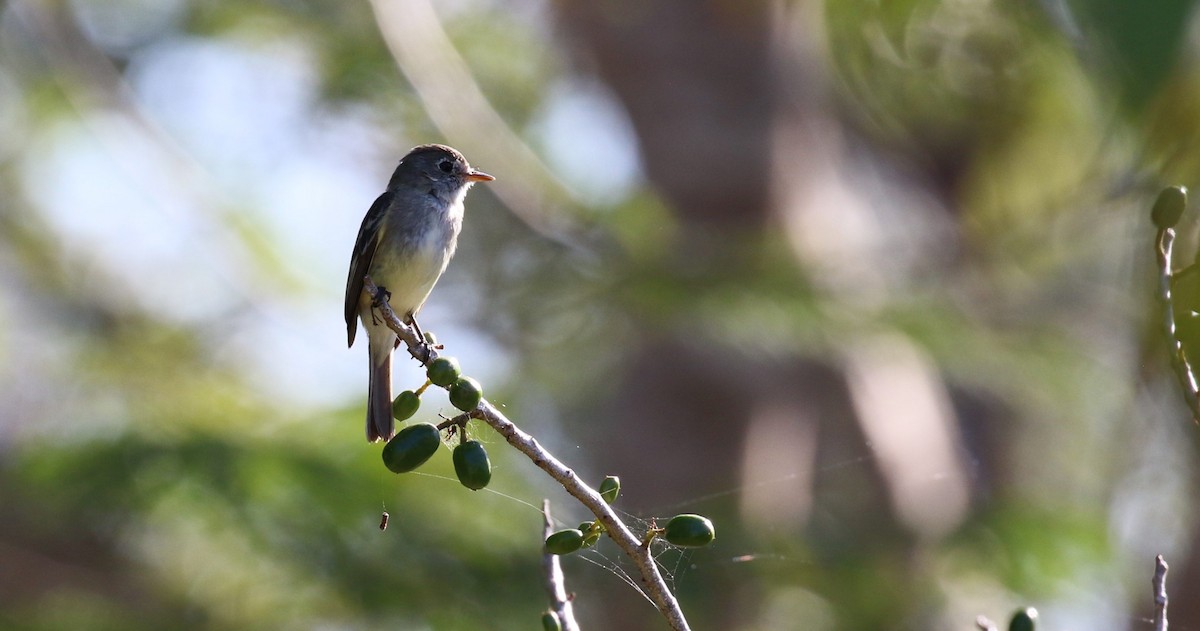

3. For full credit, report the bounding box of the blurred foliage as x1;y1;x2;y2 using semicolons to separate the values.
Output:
2;0;1200;629
1070;0;1198;113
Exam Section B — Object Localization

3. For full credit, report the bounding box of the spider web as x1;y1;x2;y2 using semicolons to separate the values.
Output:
528;450;881;603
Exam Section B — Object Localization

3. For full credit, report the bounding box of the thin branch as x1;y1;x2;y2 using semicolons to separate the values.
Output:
364;276;691;631
1153;554;1169;631
542;500;580;631
367;0;584;243
1155;227;1200;422
478;400;688;629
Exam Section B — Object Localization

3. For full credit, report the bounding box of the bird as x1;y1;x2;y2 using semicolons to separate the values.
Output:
345;144;494;442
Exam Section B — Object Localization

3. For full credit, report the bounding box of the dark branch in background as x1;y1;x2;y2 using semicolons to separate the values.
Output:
363;276;692;631
367;0;584;244
1153;555;1169;631
542;501;579;631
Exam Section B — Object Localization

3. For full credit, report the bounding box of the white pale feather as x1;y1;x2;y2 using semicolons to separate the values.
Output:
358;194;466;367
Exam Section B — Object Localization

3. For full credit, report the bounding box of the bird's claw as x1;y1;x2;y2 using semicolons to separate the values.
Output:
405;341;433;364
368;285;391;325
370;285;391;308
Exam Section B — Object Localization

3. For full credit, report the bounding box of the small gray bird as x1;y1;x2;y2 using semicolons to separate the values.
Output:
345;144;494;442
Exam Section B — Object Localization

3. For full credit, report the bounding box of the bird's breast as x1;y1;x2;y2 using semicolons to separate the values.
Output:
365;199;464;316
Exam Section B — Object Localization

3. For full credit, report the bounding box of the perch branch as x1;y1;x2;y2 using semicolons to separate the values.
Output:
364;276;691;631
542;500;580;631
1155;227;1200;422
1153;554;1169;631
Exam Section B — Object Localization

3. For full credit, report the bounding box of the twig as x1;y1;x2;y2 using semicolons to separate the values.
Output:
367;0;582;243
364;276;692;631
1155;227;1200;422
542;500;580;631
1153;554;1169;631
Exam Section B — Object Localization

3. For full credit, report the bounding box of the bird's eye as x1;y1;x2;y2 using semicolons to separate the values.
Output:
437;159;454;173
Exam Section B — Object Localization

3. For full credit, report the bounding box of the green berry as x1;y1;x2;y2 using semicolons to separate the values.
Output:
426;356;461;387
1152;186;1188;229
663;514;716;548
391;390;420;421
1008;608;1037;631
452;440;492;490
423;330;438;346
449;376;483;411
381;423;441;474
541;611;561;631
599;475;620;504
544;529;585;555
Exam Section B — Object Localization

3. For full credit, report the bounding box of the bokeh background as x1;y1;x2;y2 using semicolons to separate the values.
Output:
2;0;1199;629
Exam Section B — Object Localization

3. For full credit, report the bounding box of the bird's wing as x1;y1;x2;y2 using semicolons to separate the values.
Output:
345;190;395;347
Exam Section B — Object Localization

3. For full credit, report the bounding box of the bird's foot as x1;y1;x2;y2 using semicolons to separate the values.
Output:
407;316;437;363
405;341;434;364
369;285;392;325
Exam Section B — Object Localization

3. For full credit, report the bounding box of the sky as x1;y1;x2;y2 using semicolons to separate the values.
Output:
8;3;641;418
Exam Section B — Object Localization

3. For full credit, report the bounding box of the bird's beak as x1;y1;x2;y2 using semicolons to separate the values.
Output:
466;169;495;182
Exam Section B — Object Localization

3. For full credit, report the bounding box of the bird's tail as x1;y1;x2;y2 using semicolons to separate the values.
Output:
367;351;395;443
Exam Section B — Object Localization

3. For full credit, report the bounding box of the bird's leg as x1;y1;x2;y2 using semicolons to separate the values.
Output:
368;285;392;326
407;314;434;363
408;314;426;342
407;316;444;350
